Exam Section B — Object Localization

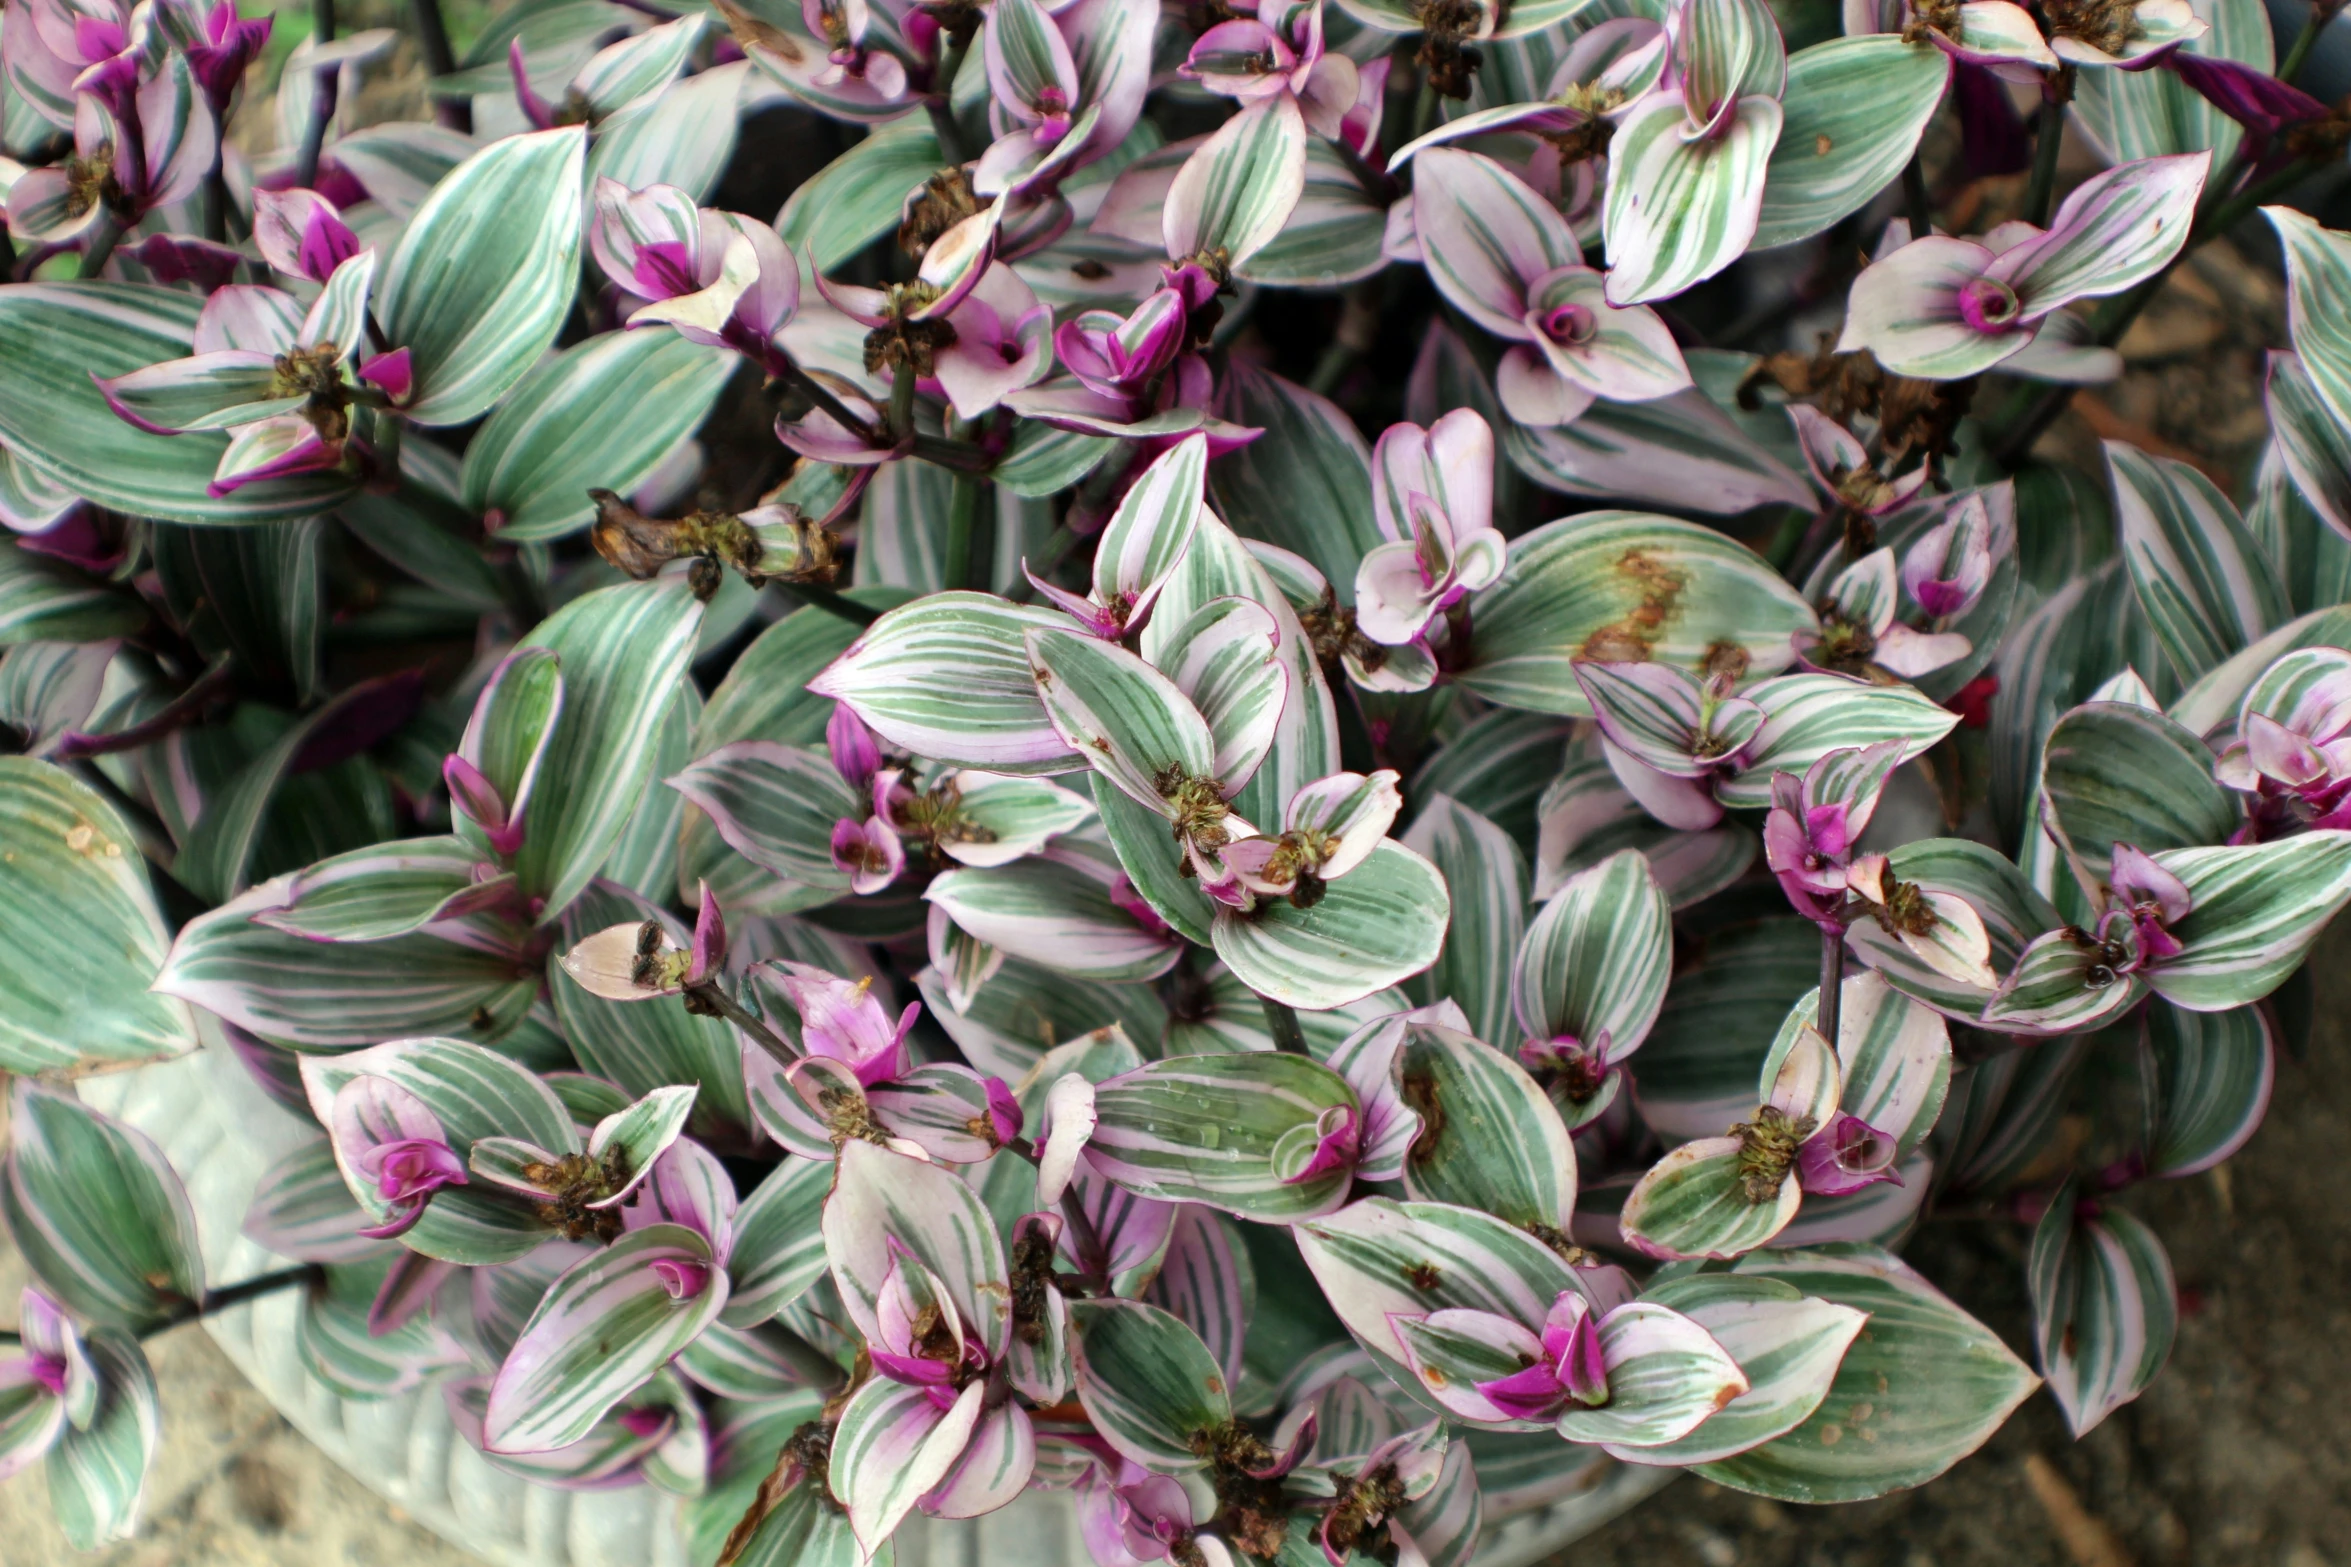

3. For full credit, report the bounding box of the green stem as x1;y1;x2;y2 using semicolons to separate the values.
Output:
1412;78;1438;143
1261;996;1311;1056
1818;926;1845;1048
774;355;884;448
292;0;338;191
76;214;122;279
2277;1;2331;86
908;430;995;473
2022;88;2069;229
1005;522;1079;600
926;30;974;163
1902;150;1934;240
944;474;985;591
7;1265;341;1344
408;0;470;132
1306;275;1386;398
771;580;883;628
685;978;803;1067
888;363;917;446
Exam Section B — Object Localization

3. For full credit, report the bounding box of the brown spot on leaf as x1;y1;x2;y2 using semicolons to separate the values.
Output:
1406;1261;1442;1291
1578;548;1690;662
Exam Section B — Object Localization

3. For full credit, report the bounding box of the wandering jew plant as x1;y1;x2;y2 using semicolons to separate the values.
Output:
1;0;2350;1554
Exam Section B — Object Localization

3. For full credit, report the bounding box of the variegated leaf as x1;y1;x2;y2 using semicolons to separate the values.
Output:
1395;1022;1578;1233
1402;795;1528;1045
1619;1272;1868;1465
1755;38;1950;251
927;859;1181;982
1512;846;1673;1065
2109;441;2289;686
810;594;1077;774
2145;834;2351;1010
2029;1184;2176;1437
2042;701;2238;883
2147;999;2273;1176
1087;1053;1359;1221
1212;838;1450;1011
44;1331;158;1549
1715;675;1959;808
1069;1299;1233;1471
1602;93;1784;307
2;1083;203;1330
2271;206;2351;440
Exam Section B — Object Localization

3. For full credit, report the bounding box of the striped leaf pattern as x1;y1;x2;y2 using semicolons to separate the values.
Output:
1143;1207;1254;1386
297;1258;462;1400
1235;139;1389;289
1694;1246;2039;1501
155;882;540;1050
485;1223;729;1453
1460;513;1815;716
43;1331;158;1550
1211;838;1450;1011
668;741;858;894
298;1038;580;1266
1845;837;2056;1021
2042;701;2238;882
241;1137;389;1265
1621;1273;1868;1465
831;1377;985;1553
1030;628;1216;809
1070;1299;1233;1470
1754;39;1950;250
2146;834;2351;1010
810;594;1078;774
1769;972;1950;1157
1715;675;1958;808
918;952;1168;1083
1403;796;1529;1045
823;1141;1010;1358
2;1083;204;1330
778;123;942;270
1504;388;1814;517
0;548;141;646
0;284;355;523
2272;207;2351;441
512;579;705;918
1602;93;1784;306
1619;1138;1803;1261
1396;1024;1578;1232
2075;0;2270;164
250;837;506;942
1512;847;1673;1065
0;759;195;1072
2029;1185;2176;1436
379;128;588;427
1415;710;1575;855
461;330;735;542
2109;441;2289;686
926;860;1182;981
1637;918;1818;1141
1296;1198;1575;1392
2146;999;2273;1176
2267;350;2351;539
1165;94;1307;268
1087;1053;1359;1220
1206;363;1383;596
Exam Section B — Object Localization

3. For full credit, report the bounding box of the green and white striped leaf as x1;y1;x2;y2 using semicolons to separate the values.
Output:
1504;387;1815;518
0;759;195;1072
1418;710;1575;857
554;888;751;1131
823;1140;1010;1359
1845;837;2056;1021
1295;1198;1576;1402
995;420;1114;498
1030;627;1215;810
1693;1246;2038;1500
917;952;1168;1083
2076;0;2270;164
2;1083;203;1331
1458;513;1815;716
43;1331;158;1549
1094;435;1206;610
1619;1137;1801;1261
1980;927;2145;1035
1402;795;1528;1045
297;1257;463;1400
2144;834;2351;1010
669;741;857;895
250;836;507;942
2264;354;2351;540
2042;701;2237;882
299;1037;579;1266
242;1136;386;1265
2167;603;2351;737
1754;37;1949;251
1512;846;1672;1064
1551;1302;1751;1449
2029;1185;2176;1437
1093;775;1214;946
779;123;942;270
1235;138;1388;288
1212;838;1450;1010
828;1377;980;1557
512;578;705;918
1142;1208;1253;1388
150;521;322;702
2109;441;2288;686
1069;1299;1233;1471
380;127;588;427
696;588;911;755
1943;1033;2091;1196
484;1222;728;1453
1619;1273;1868;1465
2246;445;2351;615
1165;94;1307;268
0;547;141;646
1396;1023;1577;1232
722;1155;835;1327
156;881;539;1049
809;594;1077;774
1637;919;1818;1140
1768;971;1950;1157
2271;207;2351;443
2146;998;2272;1176
1601;93;1783;306
1087;1052;1359;1221
0;283;356;523
1208;362;1383;597
1715;675;1959;808
926;859;1181;982
677;1321;824;1401
462;329;734;542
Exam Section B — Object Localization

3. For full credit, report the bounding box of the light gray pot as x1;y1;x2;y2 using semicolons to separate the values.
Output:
85;1041;1671;1567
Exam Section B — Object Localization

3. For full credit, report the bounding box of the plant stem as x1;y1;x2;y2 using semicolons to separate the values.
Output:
408;0;470;132
2022;86;2069;229
772;579;883;628
926;30;973;163
768;1325;849;1391
1306;275;1385;398
1818;926;1846;1046
1261;996;1311;1055
1902;150;1934;239
0;1265;314;1343
293;0;339;191
944;474;985;590
1006;522;1079;600
76;214;121;279
774;357;885;448
2277;0;2332;86
888;363;917;446
908;430;994;473
685;979;803;1067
